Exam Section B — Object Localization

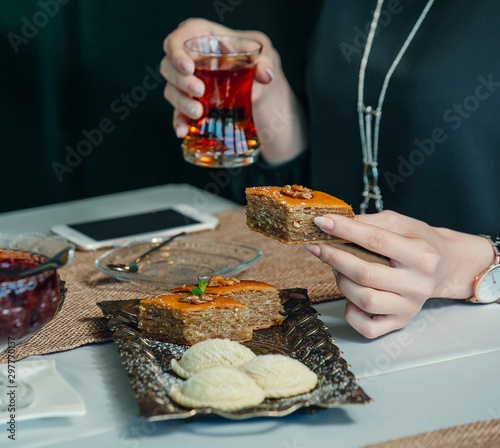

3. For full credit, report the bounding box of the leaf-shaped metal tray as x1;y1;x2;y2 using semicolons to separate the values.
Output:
98;289;371;420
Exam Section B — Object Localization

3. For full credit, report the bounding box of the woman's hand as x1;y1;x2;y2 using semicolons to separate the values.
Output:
160;18;307;164
304;210;494;338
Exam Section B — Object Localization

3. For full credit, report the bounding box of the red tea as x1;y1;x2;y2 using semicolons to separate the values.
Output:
0;251;59;344
182;55;260;167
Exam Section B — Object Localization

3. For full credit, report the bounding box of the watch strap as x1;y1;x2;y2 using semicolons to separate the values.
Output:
468;235;500;303
479;235;500;265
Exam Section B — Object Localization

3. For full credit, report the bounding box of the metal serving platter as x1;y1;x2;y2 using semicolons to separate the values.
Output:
98;289;371;420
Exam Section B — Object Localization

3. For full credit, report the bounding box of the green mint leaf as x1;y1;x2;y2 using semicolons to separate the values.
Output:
197;278;208;290
192;278;209;295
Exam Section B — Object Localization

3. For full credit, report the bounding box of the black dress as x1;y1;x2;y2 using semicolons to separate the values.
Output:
234;0;500;236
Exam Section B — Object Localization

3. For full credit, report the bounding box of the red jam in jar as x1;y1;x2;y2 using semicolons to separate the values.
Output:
0;250;60;345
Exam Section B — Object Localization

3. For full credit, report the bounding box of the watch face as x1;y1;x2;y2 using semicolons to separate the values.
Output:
475;265;500;303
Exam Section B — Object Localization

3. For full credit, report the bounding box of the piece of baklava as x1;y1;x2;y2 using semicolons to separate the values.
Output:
171;276;283;331
245;185;354;244
138;292;252;345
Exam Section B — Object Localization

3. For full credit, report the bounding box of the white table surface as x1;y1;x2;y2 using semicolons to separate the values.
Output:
1;183;499;448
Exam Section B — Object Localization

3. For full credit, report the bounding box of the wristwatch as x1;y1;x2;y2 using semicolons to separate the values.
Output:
469;236;500;304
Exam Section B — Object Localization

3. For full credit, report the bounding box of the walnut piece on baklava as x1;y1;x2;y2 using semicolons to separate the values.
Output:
138;292;252;345
245;185;355;244
171;275;284;331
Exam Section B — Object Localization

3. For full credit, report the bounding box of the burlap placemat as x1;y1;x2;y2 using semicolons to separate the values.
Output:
364;418;500;448
0;207;386;362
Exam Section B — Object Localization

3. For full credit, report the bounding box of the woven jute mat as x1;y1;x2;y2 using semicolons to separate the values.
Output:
364;418;500;448
0;207;386;363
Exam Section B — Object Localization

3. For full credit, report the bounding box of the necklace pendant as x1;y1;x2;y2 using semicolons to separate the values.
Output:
360;186;384;214
359;162;384;214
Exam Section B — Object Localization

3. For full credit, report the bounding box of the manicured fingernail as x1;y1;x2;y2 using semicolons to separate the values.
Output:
304;244;321;257
265;67;274;82
185;104;198;117
175;126;183;138
314;217;334;230
188;82;204;97
180;60;195;75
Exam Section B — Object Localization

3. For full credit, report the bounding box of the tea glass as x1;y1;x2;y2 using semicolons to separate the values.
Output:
182;35;262;168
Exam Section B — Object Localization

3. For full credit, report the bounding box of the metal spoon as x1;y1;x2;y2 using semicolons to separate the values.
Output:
106;232;185;273
0;245;74;279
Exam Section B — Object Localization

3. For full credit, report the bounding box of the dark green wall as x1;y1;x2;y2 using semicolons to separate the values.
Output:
0;0;320;213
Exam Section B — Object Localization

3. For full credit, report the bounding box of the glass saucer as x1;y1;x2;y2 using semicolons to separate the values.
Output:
95;237;262;289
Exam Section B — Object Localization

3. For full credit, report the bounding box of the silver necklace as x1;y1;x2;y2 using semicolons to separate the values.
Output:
358;0;436;213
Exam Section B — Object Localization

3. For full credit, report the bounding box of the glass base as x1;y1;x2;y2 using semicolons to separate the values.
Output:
182;149;260;168
0;374;34;412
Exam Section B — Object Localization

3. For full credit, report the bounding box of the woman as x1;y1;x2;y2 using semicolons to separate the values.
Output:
160;1;500;338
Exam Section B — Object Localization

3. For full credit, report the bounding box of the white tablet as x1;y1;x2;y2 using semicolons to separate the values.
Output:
51;204;219;250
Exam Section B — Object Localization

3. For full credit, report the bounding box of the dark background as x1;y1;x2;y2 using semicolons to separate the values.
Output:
0;0;321;214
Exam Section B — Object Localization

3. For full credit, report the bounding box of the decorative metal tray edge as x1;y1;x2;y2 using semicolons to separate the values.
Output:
98;289;371;421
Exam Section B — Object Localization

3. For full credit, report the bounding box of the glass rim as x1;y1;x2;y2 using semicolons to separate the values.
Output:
0;246;73;283
184;35;263;57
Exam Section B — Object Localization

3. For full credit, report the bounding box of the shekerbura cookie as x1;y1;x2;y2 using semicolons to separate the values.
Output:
169;367;265;410
239;354;318;398
171;338;256;379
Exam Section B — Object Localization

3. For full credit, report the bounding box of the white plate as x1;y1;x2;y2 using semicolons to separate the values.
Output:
0;360;86;421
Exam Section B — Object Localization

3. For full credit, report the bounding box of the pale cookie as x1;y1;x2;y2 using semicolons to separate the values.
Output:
171;338;256;379
239;354;318;398
169;367;265;410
